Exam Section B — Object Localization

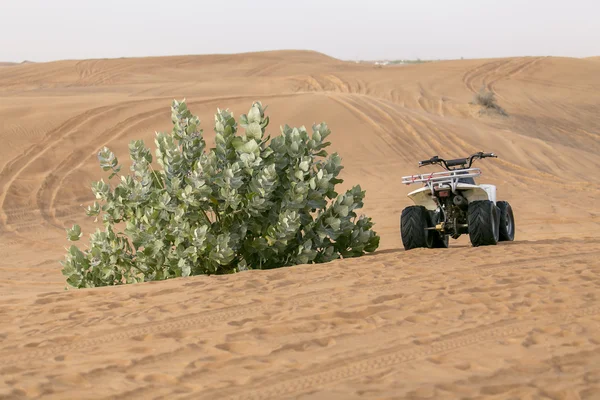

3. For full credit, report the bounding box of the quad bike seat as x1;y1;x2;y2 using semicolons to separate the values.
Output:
455;170;475;185
420;169;476;187
457;176;475;184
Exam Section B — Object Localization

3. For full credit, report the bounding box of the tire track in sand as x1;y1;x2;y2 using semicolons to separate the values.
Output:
2;247;597;367
0;99;162;232
37;105;171;229
179;304;600;400
462;59;512;93
326;93;433;161
486;57;541;100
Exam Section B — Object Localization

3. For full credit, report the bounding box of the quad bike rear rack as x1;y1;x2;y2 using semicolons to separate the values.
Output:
401;168;482;194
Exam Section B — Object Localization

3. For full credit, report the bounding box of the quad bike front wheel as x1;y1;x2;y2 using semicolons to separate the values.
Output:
468;200;500;247
496;201;515;241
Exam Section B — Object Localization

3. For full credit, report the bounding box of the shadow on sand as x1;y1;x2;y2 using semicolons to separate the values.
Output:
368;236;600;257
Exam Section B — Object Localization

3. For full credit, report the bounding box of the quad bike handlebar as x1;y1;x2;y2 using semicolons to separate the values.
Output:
419;152;497;170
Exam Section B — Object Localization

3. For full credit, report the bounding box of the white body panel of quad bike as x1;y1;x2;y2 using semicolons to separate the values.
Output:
407;184;497;211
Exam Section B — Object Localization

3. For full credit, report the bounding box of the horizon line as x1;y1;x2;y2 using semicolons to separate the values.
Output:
1;48;599;65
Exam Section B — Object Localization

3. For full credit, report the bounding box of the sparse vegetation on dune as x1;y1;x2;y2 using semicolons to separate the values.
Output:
471;86;508;116
61;100;380;288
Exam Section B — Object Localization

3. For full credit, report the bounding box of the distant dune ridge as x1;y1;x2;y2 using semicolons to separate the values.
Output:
0;60;34;66
1;50;599;399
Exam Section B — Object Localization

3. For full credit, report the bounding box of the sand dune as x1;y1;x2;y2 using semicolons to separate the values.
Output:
1;50;599;399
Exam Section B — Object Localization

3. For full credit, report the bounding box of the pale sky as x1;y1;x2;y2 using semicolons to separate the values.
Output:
1;0;598;62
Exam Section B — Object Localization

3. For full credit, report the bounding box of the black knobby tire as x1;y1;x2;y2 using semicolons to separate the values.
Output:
468;200;500;247
497;201;515;241
401;206;433;250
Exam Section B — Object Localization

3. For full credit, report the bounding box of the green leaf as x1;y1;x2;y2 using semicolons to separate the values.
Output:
179;258;191;277
235;139;259;155
246;122;263;140
67;224;82;241
247;104;262;124
98;146;118;171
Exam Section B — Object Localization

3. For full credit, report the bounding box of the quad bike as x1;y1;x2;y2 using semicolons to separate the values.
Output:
400;152;515;249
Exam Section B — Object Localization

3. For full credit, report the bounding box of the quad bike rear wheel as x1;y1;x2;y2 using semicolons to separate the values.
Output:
496;201;515;241
468;200;500;247
401;206;433;250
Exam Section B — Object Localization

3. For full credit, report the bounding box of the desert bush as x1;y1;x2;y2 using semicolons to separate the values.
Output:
60;100;380;288
472;86;507;116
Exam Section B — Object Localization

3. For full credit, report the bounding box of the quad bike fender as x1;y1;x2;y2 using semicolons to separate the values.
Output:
457;184;497;204
406;186;437;210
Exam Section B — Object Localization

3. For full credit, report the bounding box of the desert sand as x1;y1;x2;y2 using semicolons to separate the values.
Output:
1;50;599;399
